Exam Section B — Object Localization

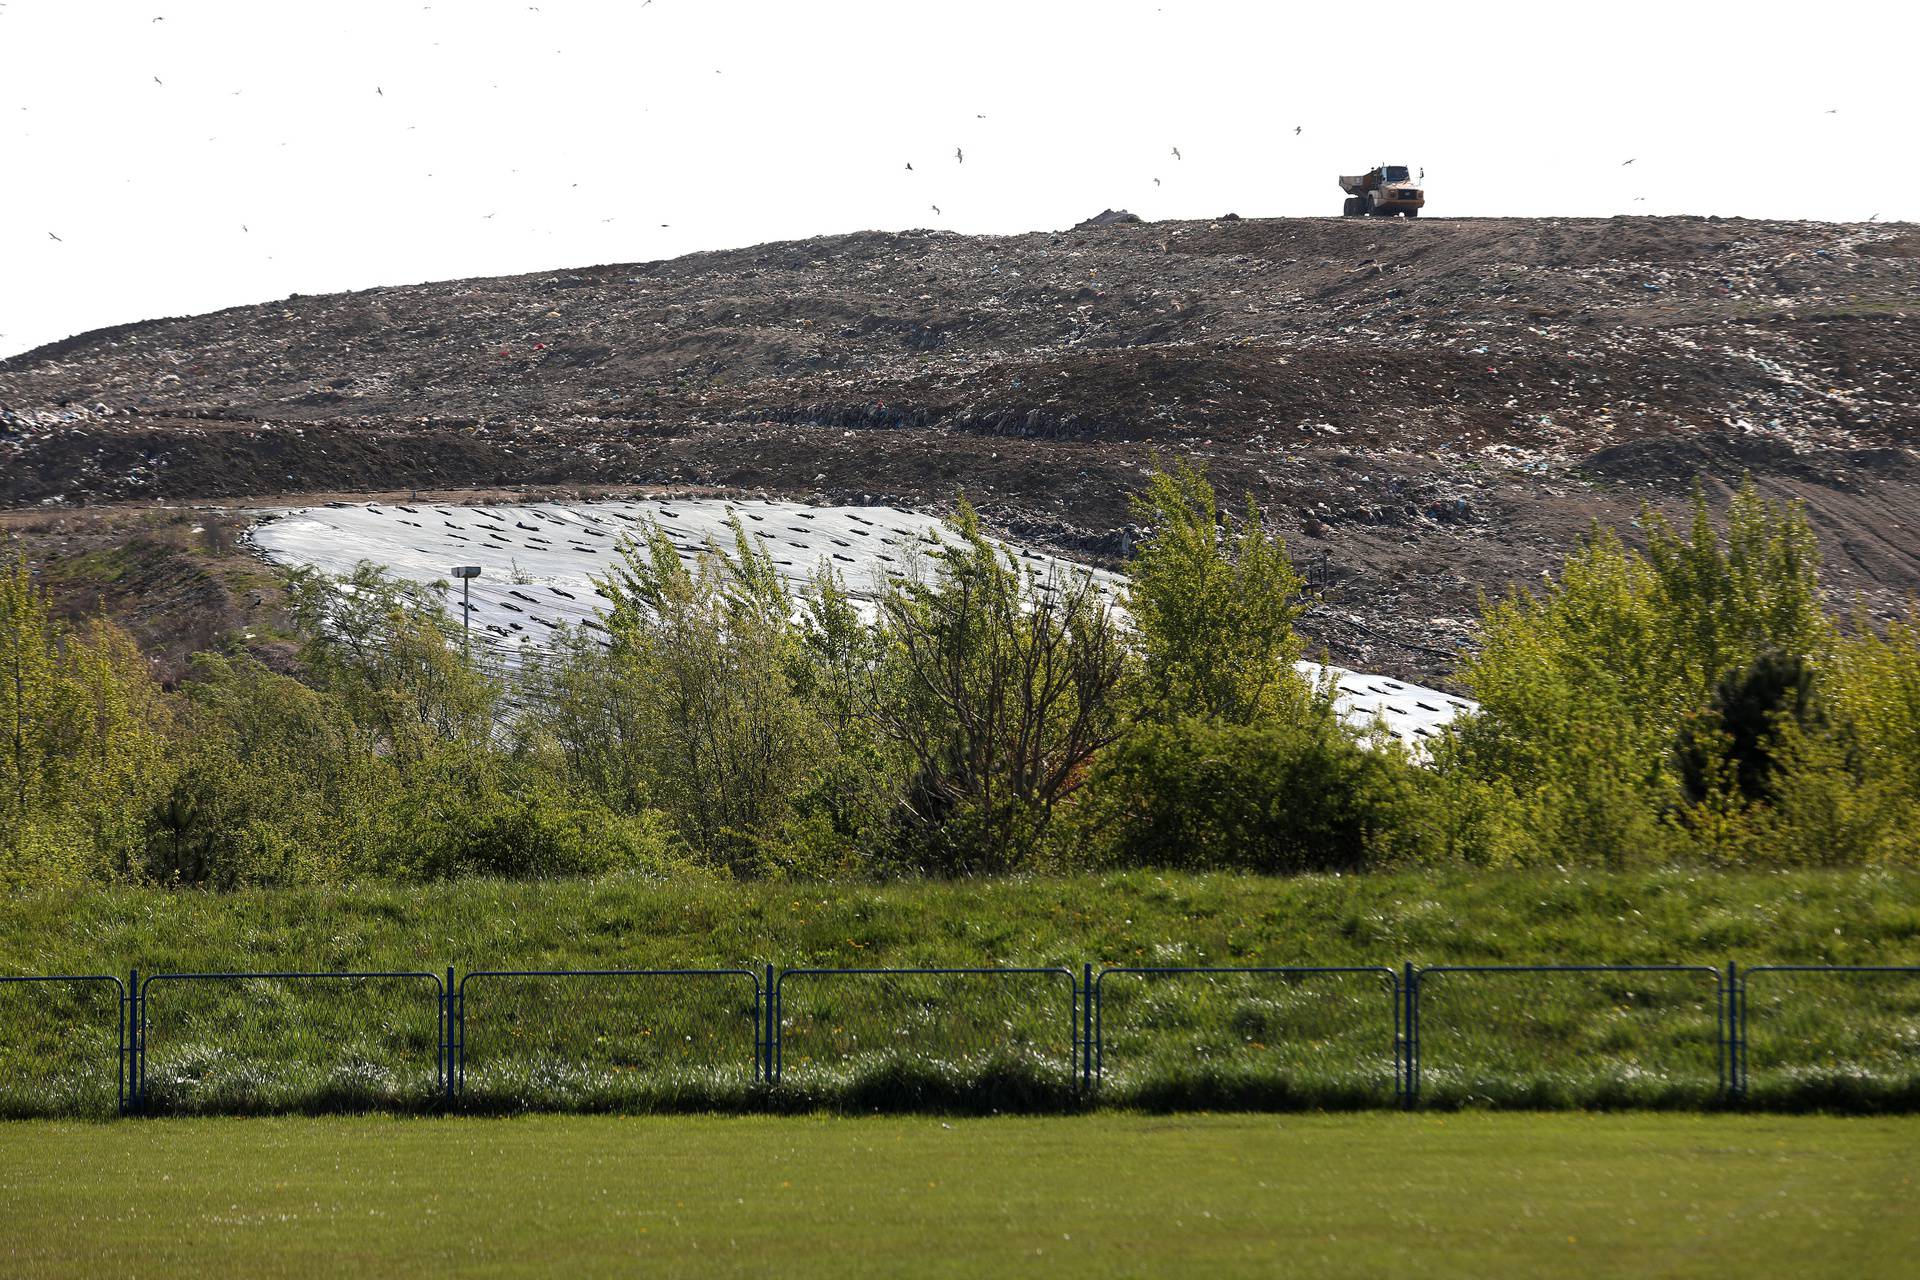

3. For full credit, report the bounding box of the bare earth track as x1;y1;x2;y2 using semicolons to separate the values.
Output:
3;215;1916;682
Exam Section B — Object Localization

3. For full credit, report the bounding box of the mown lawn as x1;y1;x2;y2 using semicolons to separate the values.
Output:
2;1113;1916;1279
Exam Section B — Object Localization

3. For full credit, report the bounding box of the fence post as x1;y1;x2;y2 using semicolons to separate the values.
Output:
1726;960;1742;1100
765;963;777;1085
1081;963;1093;1092
1402;962;1419;1109
444;966;456;1106
128;966;141;1115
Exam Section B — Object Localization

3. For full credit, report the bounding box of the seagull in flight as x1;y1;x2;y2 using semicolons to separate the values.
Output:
376;86;383;96
931;204;941;215
153;75;163;86
954;146;963;163
905;161;913;171
47;231;62;242
1294;125;1302;135
1171;146;1182;160
1621;158;1636;166
1152;177;1160;186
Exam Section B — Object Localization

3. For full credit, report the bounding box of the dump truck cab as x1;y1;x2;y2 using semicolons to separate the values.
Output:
1339;165;1425;217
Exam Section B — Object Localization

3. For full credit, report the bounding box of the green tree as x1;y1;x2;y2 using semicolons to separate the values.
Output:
591;516;821;873
1447;479;1832;865
287;562;500;774
0;552;172;885
875;499;1126;872
1124;459;1308;725
144;653;377;886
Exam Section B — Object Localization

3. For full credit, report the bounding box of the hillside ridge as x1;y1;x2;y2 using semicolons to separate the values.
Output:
3;213;1916;678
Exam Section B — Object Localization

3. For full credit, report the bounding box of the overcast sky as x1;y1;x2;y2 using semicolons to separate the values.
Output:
3;0;1914;358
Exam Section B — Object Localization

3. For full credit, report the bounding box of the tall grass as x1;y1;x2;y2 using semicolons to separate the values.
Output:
0;869;1916;1115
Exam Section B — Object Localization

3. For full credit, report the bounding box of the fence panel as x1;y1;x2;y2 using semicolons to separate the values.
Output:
1092;967;1400;1107
0;976;124;1118
1740;966;1920;1108
137;971;443;1114
775;968;1078;1103
456;969;762;1110
1412;965;1724;1107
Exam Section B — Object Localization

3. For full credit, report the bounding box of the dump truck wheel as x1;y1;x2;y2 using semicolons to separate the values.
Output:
1341;198;1362;217
1404;207;1420;218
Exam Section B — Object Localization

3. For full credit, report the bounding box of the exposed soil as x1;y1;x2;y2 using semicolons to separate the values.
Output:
3;214;1916;683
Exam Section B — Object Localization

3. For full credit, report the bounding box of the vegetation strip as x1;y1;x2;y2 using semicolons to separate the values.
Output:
3;870;1916;1116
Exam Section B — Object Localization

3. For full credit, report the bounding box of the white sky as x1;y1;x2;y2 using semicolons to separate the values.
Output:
3;0;1914;359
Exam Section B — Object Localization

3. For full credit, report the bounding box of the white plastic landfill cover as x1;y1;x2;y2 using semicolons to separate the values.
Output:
251;500;1474;748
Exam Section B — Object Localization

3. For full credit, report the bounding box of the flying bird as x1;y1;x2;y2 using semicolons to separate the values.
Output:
1294;125;1302;135
904;162;913;171
153;75;163;85
1621;158;1636;166
482;212;496;219
376;86;383;96
931;204;941;215
1171;146;1182;160
954;146;963;163
47;231;61;241
1152;177;1160;186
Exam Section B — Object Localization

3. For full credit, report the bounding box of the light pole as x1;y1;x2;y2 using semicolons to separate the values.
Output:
451;565;481;654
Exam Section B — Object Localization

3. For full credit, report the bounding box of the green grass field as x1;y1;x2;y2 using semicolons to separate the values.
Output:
3;870;1918;1114
2;1113;1916;1278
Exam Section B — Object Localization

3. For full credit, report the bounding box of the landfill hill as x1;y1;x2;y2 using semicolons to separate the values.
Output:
2;213;1917;681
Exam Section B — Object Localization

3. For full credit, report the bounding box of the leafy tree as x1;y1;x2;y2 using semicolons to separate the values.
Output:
1448;479;1832;864
875;499;1126;872
0;553;172;885
1087;712;1423;873
591;516;821;873
788;565;902;862
1124;459;1308;725
144;653;377;886
1675;649;1824;809
286;562;500;773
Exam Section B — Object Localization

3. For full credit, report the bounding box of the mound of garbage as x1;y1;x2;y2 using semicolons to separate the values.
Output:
5;213;1917;684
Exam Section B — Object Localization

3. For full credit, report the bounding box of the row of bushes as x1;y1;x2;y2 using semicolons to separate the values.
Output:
7;465;1920;887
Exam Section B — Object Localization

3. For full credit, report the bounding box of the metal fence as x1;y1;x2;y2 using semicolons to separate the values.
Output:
773;967;1079;1089
1092;966;1402;1105
0;960;1913;1115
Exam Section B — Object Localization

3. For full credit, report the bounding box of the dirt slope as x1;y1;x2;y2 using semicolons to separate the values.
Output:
3;215;1916;680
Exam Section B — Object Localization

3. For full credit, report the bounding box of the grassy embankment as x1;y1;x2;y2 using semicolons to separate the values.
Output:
3;1113;1918;1280
2;870;1917;1115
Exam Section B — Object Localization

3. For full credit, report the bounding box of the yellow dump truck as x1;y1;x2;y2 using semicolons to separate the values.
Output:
1339;165;1425;217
